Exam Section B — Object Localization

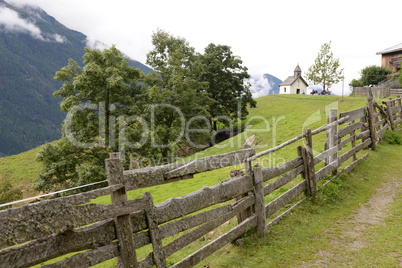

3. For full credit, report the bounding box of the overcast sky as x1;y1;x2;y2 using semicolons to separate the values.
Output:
7;0;401;95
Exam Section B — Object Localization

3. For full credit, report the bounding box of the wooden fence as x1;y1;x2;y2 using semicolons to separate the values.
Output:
0;96;401;268
352;86;402;97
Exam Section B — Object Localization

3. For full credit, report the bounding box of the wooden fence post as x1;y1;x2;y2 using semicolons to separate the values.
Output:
367;91;377;150
143;192;167;268
253;165;266;237
232;164;254;225
106;153;138;268
303;129;317;197
326;109;338;171
397;97;402;122
384;100;396;131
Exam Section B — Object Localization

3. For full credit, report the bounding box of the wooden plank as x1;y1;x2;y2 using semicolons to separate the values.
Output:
158;195;254;240
0;197;147;249
263;165;304;196
374;118;387;128
253;166;267;237
41;243;118;268
338;122;365;138
266;197;306;229
165;148;255;180
123;161;190;191
314;145;338;165
310;116;349;136
143;192;166;268
338;138;371;165
171;216;257;268
163;195;254;257
315;159;339;182
247;133;306;162
338;130;369;150
304;129;317;197
339;107;367;122
105;153;138;268
338;135;353;150
374;102;388;119
298;146;310;197
391;105;402;114
355;130;370;141
155;174;253;224
384;101;397;131
261;157;303;181
377;122;390;139
0;219;116;268
326;109;338;167
265;181;307;218
333;152;369;180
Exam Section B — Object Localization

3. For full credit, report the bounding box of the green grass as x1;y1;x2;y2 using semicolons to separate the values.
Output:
198;140;402;267
2;94;379;267
0;144;45;198
0;95;368;200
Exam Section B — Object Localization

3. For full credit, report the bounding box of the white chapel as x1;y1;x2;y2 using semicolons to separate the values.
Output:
279;65;308;94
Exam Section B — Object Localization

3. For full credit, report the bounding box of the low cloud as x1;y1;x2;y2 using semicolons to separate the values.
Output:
248;74;277;98
86;37;109;50
0;5;66;43
0;6;44;40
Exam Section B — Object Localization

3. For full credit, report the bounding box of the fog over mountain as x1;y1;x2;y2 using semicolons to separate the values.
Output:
0;0;151;156
248;73;282;98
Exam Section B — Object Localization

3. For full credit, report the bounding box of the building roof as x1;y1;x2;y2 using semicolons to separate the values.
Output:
376;42;402;55
279;76;308;86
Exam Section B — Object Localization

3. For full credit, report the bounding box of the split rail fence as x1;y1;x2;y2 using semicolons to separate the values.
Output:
0;95;401;268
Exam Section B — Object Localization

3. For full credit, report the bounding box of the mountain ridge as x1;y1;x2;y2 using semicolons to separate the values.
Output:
0;1;151;156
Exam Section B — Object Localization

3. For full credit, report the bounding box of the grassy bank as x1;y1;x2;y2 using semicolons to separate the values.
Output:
199;139;402;267
10;94;402;267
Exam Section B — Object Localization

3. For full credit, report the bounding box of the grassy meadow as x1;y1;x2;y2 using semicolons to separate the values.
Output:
5;93;401;267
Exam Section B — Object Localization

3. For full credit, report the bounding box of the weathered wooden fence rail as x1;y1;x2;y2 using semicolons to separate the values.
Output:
0;96;401;268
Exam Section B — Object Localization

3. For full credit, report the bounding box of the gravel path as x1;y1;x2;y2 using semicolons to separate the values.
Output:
301;175;402;267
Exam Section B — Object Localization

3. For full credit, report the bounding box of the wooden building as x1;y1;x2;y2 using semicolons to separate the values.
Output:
279;64;308;94
376;42;402;72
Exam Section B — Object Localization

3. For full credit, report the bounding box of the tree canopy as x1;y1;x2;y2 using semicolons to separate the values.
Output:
350;65;392;87
199;43;256;131
35;31;256;193
36;46;145;193
305;42;343;91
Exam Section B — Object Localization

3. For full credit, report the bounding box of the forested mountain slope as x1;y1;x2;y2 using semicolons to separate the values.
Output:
0;0;151;156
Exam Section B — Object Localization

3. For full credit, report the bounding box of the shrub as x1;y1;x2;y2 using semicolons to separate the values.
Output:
384;130;402;145
0;182;23;209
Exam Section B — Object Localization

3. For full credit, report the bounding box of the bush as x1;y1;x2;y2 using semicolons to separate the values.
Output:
0;182;23;209
384;130;402;145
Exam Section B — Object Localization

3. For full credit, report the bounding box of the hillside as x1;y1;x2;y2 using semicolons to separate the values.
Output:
0;0;152;156
0;94;369;200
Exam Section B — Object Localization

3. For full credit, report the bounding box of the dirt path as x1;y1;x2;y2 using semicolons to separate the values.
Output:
301;175;402;267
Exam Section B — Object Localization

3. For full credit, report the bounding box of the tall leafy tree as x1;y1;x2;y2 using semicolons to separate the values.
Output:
54;46;144;149
305;42;343;91
145;29;210;160
35;46;145;193
199;44;256;131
